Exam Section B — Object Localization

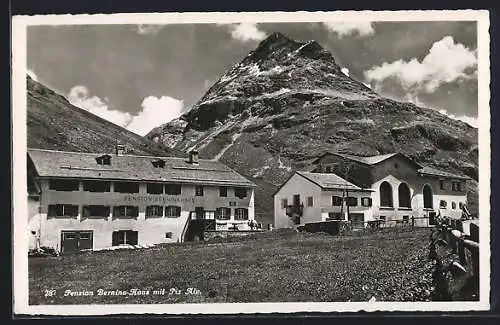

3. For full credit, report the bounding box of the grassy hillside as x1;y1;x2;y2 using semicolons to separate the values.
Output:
29;228;434;304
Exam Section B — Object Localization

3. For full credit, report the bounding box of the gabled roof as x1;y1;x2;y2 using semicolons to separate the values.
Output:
313;152;422;168
27;148;255;187
417;166;469;180
296;171;370;191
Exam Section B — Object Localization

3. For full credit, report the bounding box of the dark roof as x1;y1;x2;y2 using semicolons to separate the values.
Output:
27;148;255;187
296;171;372;191
417;166;469;180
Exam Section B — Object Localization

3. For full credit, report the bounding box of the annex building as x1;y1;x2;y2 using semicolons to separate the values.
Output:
274;152;469;229
27;147;256;253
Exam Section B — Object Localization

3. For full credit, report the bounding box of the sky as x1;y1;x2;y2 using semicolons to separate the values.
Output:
26;20;479;135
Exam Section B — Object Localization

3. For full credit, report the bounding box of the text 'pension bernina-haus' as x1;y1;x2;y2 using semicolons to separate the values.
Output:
27;146;256;254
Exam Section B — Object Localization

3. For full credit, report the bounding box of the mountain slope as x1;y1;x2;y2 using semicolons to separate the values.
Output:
27;76;183;157
147;32;478;224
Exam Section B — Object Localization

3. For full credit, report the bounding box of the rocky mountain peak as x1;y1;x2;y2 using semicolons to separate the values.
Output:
146;32;478;223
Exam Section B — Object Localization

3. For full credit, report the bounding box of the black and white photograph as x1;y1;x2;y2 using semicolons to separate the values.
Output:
11;10;490;315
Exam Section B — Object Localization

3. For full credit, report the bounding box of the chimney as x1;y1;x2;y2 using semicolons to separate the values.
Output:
116;144;125;156
188;150;199;164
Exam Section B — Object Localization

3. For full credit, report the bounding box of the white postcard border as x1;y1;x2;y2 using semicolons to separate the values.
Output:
12;10;491;315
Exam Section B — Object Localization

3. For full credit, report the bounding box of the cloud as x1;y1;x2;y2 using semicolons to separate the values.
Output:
27;69;38;81
364;36;477;93
68;86;184;136
227;23;267;42
341;67;350;77
323;21;375;37
439;109;478;128
126;95;184;136
136;24;164;35
67;85;132;127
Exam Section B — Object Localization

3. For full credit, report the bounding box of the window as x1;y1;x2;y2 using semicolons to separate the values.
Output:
147;183;163;194
459;202;464;210
49;179;79;191
307;196;314;207
332;196;343;206
151;159;165;168
146;205;163;218
452;182;463;192
394;163;399;169
423;184;433;209
380;181;393;207
361;197;372;207
204;210;215;220
96;155;111;166
165;232;173;239
234;187;247;199
439;200;447;209
79;232;92;240
281;198;288;209
219;187;228;197
63;232;76;240
234;208;249;220
165;184;181;195
195;186;204;196
328;212;343;220
439;180;445;190
451;202;457;210
165;206;181;218
113;206;139;218
112;230;138;246
216;207;231;220
379;216;386;221
83;180;110;192
402;215;410;224
114;182;139;193
346;197;357;206
48;204;78;218
398;183;411;208
82;205;110;218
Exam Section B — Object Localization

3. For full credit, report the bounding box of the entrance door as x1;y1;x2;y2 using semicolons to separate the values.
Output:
61;231;93;254
293;194;300;207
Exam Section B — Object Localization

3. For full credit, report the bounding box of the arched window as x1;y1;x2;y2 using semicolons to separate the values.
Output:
380;181;393;207
398;183;411;208
423;184;433;209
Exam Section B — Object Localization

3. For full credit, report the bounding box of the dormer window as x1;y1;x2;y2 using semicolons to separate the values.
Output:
152;159;166;168
96;154;112;166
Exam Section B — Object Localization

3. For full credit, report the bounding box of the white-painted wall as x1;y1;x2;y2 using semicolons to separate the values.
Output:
274;173;373;228
274;173;322;228
371;174;467;224
34;179;255;251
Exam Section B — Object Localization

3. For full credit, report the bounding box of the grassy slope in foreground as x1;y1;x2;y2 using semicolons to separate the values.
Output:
29;228;434;304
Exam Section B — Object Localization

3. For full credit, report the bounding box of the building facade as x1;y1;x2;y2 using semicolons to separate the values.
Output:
27;148;256;253
274;171;374;229
274;153;469;229
311;152;469;225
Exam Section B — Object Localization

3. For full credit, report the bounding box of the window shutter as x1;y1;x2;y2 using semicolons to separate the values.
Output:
176;206;181;217
112;231;120;246
48;205;56;217
83;206;90;218
113;206;120;218
129;231;138;245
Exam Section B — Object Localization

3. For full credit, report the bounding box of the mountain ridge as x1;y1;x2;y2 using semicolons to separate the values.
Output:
146;32;478;224
27;75;183;157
